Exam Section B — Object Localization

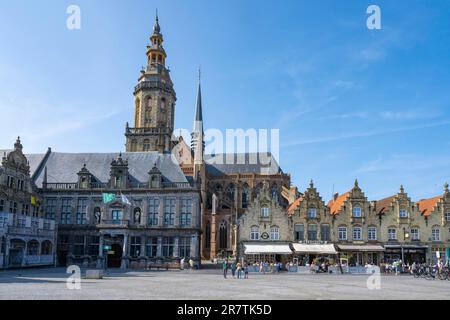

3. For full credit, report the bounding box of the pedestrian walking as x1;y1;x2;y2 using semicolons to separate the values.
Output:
223;261;228;279
236;262;242;279
231;261;237;279
180;257;185;270
244;264;249;279
189;258;194;271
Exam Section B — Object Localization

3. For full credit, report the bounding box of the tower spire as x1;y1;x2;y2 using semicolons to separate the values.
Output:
192;70;205;166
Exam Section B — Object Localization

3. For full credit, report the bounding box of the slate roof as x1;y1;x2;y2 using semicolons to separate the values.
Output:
205;153;282;176
28;152;188;188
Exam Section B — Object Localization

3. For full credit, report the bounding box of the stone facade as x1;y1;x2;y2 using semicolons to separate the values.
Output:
32;152;202;269
0;138;56;269
237;182;293;260
125;14;176;153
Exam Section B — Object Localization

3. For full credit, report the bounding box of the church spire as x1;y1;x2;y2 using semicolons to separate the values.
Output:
153;9;161;35
192;69;205;166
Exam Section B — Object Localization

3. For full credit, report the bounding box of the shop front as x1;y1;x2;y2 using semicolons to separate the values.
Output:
291;243;338;265
337;244;385;266
431;244;449;265
242;243;293;265
384;244;428;264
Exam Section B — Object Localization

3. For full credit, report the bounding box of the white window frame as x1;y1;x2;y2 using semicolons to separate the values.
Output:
250;226;259;240
445;212;450;222
270;226;280;240
261;207;269;218
368;227;377;241
338;227;347;241
352;206;362;218
411;228;420;241
352;227;362;241
388;228;397;240
399;209;408;218
431;228;440;242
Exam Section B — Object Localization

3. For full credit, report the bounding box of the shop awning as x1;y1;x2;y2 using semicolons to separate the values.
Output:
384;244;428;249
292;243;337;255
337;245;385;252
244;243;293;255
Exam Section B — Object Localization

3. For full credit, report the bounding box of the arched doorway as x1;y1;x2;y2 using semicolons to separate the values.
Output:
9;239;26;267
108;243;123;268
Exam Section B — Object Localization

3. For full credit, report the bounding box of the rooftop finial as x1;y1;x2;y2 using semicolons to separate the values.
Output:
400;184;404;193
198;67;201;84
354;179;359;188
153;9;161;34
310;179;314;188
445;182;449;193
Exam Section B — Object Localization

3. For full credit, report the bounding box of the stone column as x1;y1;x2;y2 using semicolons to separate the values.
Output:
173;237;179;258
175;196;180;227
121;234;129;269
141;198;148;226
191;233;199;260
159;197;164;227
210;214;217;259
97;235;104;269
157;236;163;257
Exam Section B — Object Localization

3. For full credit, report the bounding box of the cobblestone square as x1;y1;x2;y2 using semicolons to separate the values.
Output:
0;268;449;300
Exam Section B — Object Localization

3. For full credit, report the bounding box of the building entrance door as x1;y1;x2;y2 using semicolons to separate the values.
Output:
108;243;123;268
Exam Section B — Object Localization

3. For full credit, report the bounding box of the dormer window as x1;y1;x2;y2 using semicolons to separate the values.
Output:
399;209;408;218
307;208;317;218
352;206;362;218
261;207;269;218
115;176;122;189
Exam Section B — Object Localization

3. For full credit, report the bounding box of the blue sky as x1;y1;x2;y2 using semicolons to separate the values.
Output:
0;0;449;201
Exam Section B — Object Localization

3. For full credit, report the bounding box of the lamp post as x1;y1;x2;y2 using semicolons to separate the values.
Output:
402;228;410;271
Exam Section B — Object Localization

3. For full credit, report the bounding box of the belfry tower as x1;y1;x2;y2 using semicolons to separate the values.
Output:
125;12;176;153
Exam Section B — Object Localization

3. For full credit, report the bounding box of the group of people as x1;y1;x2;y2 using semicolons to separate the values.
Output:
222;261;249;279
180;257;195;270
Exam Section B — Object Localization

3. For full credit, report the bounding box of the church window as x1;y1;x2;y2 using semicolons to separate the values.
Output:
219;220;227;249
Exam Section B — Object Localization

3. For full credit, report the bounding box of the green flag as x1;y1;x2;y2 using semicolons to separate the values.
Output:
102;193;116;204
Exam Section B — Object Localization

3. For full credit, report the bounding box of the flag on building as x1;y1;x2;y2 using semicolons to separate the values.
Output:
102;193;116;204
121;194;131;206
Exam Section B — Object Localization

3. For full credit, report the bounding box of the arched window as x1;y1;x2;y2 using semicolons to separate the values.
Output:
143;139;151;152
431;227;440;241
270;226;280;240
226;184;235;202
160;97;166;112
219;220;228;249
250;226;259;240
271;185;278;202
130;139;137;152
205;221;211;249
135;98;141;126
41;241;52;255
242;185;250;209
27;240;39;256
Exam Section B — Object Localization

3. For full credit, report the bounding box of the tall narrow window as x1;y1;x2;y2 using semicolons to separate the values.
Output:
61;198;72;224
338;227;347;241
130;236;141;257
294;224;304;241
179;237;191;258
162;237;174;257
205;221;211;249
76;198;88;225
261;207;269;218
411;228;420;241
164;198;176;226
388;228;397;240
431;228;440;241
320;224;330;241
368;227;377;241
112;210;123;224
250;226;260;240
307;224;317;240
242;185;250;209
219;220;227;249
146;237;158;257
180;198;192;227
352;227;362;241
148;198;160;226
